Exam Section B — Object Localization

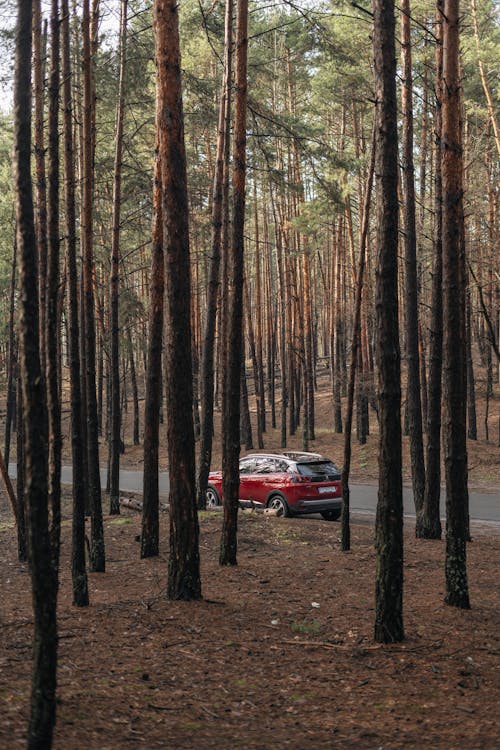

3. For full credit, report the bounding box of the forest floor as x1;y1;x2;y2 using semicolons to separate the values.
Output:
0;374;499;749
0;494;499;749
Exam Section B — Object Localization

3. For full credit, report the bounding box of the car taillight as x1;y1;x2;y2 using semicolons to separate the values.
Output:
291;474;308;483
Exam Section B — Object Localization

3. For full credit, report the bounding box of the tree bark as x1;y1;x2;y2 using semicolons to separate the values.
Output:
240;352;253;449
220;0;248;566
252;177;266;436
466;282;477;440
155;0;202;600
441;0;470;609
417;4;444;540
109;0;128;514
14;0;59;743
141;85;164;559
0;445;18;524
127;327;140;446
372;0;404;643
82;0;105;571
16;375;27;562
62;0;89;605
401;0;425;515
46;0;62;579
341;122;376;552
33;0;48;377
4;237;17;468
244;278;264;448
197;0;233;510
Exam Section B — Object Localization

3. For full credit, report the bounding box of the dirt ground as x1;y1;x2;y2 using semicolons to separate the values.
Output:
0;375;499;749
0;489;499;749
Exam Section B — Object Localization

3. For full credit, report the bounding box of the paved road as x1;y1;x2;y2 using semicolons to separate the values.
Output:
9;464;497;524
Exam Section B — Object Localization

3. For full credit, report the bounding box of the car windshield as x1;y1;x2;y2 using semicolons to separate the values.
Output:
296;461;339;478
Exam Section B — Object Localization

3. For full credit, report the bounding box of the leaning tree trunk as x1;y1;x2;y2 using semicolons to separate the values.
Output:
441;0;470;609
14;0;59;744
155;0;201;600
220;0;248;567
372;0;404;644
62;0;89;605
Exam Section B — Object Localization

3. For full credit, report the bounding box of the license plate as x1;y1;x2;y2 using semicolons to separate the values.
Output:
318;486;335;494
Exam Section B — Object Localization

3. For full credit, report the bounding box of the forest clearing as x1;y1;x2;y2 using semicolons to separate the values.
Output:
0;0;499;746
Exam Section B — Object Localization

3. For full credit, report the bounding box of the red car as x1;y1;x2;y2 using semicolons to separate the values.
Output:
206;451;343;521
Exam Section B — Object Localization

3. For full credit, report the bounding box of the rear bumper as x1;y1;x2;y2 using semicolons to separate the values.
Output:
291;498;343;515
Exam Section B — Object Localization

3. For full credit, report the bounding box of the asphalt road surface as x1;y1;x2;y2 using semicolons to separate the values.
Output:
9;464;497;524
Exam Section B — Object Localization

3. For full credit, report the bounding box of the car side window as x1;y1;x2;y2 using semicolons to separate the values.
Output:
239;459;255;475
259;458;285;474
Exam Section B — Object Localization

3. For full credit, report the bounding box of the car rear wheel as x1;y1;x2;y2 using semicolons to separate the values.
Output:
268;494;290;518
206;485;220;509
321;509;341;521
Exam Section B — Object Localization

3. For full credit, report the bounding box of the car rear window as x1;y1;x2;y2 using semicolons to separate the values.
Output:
296;461;340;479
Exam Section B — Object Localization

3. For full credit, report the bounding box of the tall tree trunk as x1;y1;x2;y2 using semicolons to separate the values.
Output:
62;0;89;605
253;177;266;435
466;282;477;440
128;328;140;446
109;0;128;514
14;0;59;743
417;4;443;540
4;237;17;468
82;0;105;571
16;375;27;562
197;0;233;510
97;332;103;436
268;186;287;446
141;86;164;559
341;122;376;552
79;267;90;515
0;445;18;528
401;0;425;514
244;278;264;448
220;0;248;566
441;0;470;609
46;0;62;579
155;0;201;600
240;352;253;449
33;0;48;376
372;0;404;643
333;219;343;433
